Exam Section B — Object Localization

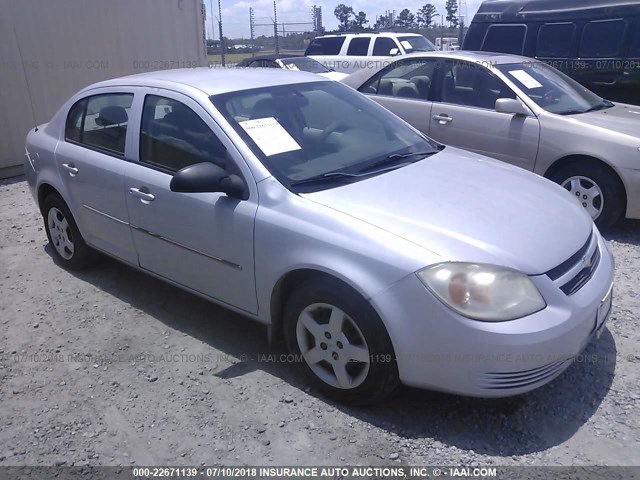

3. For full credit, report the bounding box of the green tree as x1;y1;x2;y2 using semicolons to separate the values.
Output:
334;4;354;31
354;11;368;30
374;12;393;30
445;0;459;28
417;3;438;29
395;8;416;28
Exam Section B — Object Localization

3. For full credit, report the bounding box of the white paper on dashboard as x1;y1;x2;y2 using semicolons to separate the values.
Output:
508;69;543;89
401;40;412;50
239;117;302;156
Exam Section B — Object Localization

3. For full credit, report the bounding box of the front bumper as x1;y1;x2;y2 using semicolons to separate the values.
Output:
370;232;615;397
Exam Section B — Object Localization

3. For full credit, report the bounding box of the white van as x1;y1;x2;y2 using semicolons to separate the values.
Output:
305;32;436;74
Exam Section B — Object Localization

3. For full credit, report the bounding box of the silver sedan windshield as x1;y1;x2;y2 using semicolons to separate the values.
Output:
212;81;437;190
497;62;612;115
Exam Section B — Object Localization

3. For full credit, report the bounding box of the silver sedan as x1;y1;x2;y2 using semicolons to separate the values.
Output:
342;51;640;228
25;68;614;404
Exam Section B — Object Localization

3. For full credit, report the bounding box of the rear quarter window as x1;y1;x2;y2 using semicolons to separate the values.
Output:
482;24;527;55
305;37;346;55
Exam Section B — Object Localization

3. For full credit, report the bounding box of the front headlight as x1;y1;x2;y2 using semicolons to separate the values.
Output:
417;262;546;322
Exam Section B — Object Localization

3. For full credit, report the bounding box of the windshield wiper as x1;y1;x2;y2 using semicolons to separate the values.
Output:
359;151;437;173
562;100;615;115
583;100;614;113
290;171;357;187
291;162;413;187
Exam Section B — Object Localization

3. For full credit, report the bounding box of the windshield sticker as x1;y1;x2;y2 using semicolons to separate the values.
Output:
508;70;543;89
239;117;301;157
401;40;412;50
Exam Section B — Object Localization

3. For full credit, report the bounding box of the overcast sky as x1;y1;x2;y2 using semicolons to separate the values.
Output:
204;0;484;39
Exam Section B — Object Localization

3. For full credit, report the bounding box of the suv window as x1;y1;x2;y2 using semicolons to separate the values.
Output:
482;25;526;55
347;37;371;56
67;93;133;155
373;37;398;56
360;59;439;100
537;23;575;58
439;61;515;109
580;19;626;58
140;95;227;172
306;37;346;55
630;25;640;57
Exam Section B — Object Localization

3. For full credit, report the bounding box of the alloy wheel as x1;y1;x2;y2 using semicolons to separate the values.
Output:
561;176;604;220
296;303;370;390
47;207;75;260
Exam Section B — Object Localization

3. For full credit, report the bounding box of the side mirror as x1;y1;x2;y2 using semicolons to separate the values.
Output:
170;162;247;199
495;98;530;116
389;48;400;57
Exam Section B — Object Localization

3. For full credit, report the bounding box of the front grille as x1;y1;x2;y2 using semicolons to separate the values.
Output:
546;232;592;281
545;231;600;296
479;359;571;390
560;246;600;295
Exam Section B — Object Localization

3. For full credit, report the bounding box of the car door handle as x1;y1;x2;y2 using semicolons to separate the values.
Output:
433;114;453;124
129;188;155;202
62;163;79;176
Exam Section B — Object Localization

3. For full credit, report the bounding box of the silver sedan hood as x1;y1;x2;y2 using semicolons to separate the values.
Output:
303;147;593;275
571;103;640;139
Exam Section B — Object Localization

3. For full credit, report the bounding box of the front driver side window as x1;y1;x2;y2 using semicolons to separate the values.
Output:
140;95;227;172
439;61;515;110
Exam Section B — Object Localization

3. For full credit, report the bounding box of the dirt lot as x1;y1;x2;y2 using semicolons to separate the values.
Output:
1;176;639;467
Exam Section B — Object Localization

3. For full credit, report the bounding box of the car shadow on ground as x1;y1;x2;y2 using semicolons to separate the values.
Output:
604;219;640;246
54;247;617;457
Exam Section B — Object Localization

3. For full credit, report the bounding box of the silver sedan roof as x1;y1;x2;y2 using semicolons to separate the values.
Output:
400;50;537;65
341;51;538;89
80;67;326;96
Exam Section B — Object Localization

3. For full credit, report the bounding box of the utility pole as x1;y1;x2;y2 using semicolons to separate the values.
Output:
273;1;279;55
249;7;255;57
459;0;468;46
218;0;225;66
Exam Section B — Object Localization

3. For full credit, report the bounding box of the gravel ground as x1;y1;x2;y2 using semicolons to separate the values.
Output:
1;176;639;467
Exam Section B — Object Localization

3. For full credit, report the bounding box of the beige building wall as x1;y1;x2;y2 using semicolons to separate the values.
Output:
0;0;207;178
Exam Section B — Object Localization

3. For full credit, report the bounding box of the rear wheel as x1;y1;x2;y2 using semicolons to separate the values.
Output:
550;163;625;229
42;193;96;270
283;279;399;405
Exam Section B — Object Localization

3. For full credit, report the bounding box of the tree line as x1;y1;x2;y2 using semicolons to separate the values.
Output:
334;1;459;32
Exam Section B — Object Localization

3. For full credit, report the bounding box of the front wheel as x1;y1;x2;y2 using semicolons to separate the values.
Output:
550;163;625;229
283;279;399;405
42;193;97;270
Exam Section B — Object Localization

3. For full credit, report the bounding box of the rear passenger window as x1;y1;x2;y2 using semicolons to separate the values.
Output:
373;37;398;56
580;19;626;58
68;93;133;155
482;25;526;55
305;37;346;55
439;61;515;109
347;37;370;56
537;23;575;57
140;95;226;172
360;59;439;100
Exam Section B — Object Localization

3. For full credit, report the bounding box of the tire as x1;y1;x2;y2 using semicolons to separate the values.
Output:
283;279;399;405
550;162;625;229
42;193;97;270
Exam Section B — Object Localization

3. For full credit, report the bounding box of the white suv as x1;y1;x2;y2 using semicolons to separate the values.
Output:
305;32;436;74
